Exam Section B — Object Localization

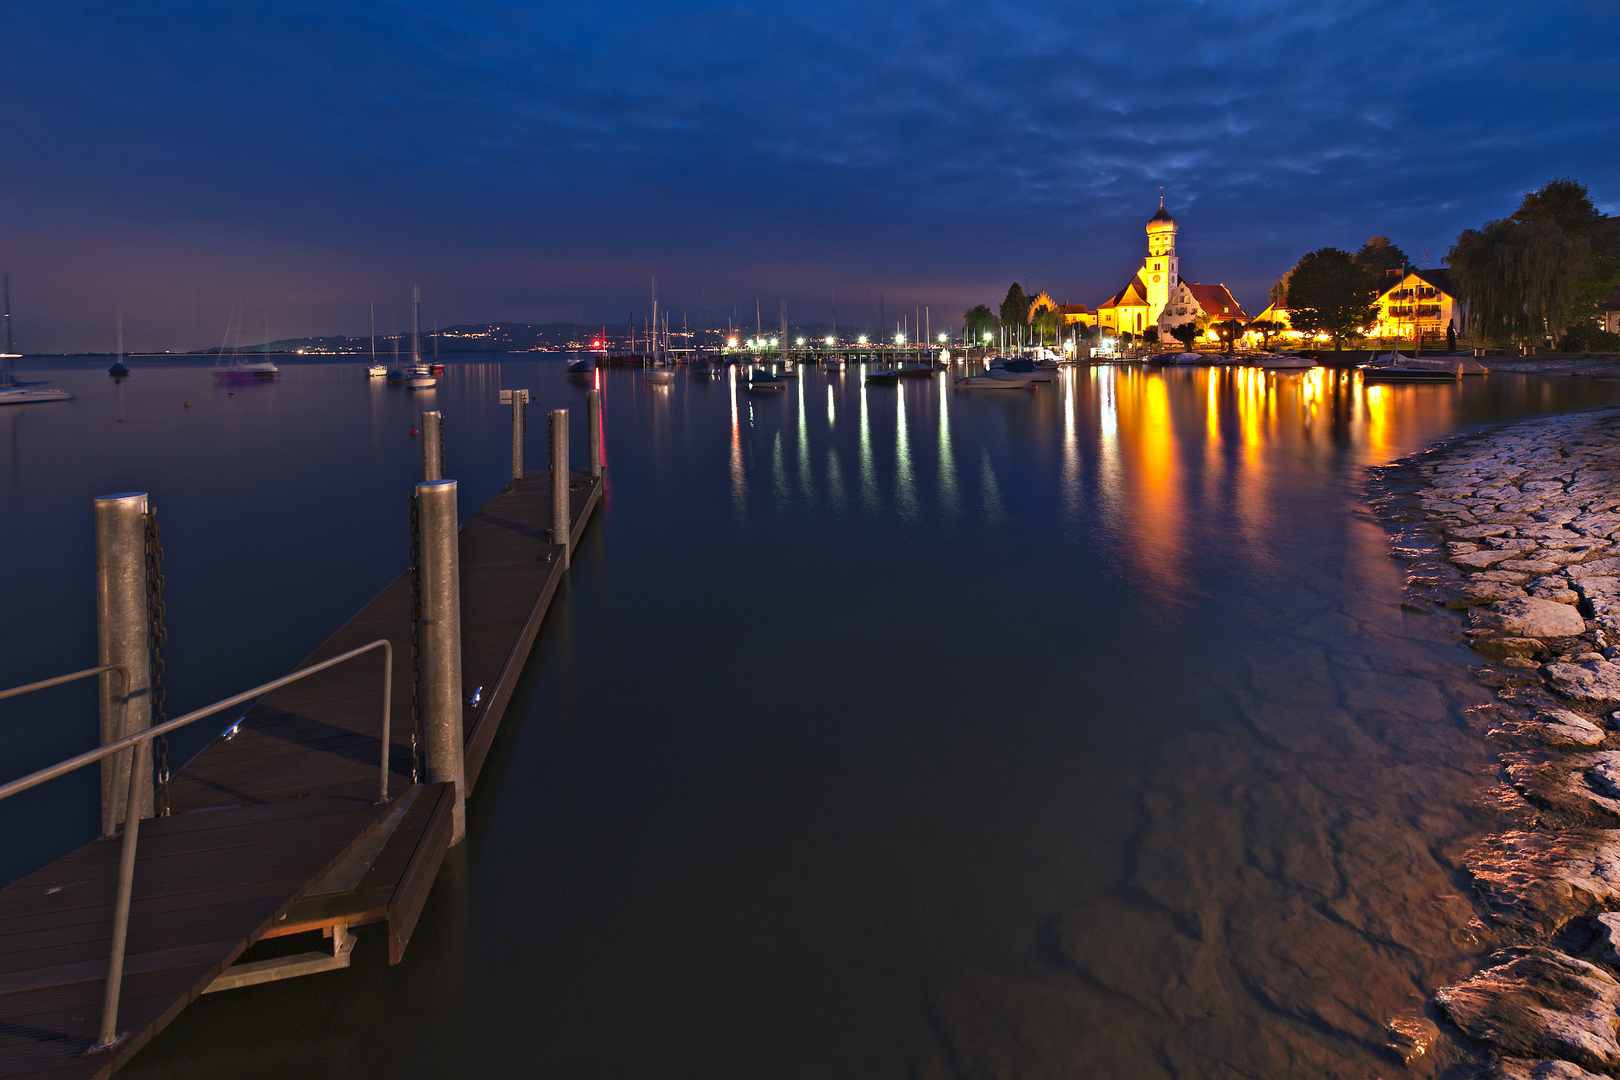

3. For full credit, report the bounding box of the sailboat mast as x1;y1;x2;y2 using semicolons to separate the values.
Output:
370;303;376;363
117;311;123;361
3;273;13;354
412;284;421;363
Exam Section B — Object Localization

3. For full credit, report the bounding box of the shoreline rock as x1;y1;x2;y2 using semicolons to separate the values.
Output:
1370;405;1620;1074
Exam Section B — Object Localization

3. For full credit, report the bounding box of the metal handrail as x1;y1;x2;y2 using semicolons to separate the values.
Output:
0;638;392;1054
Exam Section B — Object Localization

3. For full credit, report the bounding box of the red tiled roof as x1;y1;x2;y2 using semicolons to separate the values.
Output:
1182;282;1248;320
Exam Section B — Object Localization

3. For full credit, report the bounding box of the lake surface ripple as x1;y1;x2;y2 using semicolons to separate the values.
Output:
6;357;1620;1078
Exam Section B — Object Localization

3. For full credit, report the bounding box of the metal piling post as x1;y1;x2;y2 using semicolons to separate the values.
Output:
511;394;526;480
94;493;152;835
416;479;466;845
587;388;602;478
550;409;570;569
421;411;443;482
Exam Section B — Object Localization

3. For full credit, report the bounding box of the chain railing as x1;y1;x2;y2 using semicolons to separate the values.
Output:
0;638;393;1054
144;510;171;815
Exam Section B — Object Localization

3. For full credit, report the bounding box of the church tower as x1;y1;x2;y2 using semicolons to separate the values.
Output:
1143;198;1178;322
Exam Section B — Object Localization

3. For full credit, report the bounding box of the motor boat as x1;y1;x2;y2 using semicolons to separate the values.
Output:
406;373;437;389
367;363;387;377
746;371;789;391
566;357;595;375
821;356;844;368
864;367;900;384
1257;354;1318;370
1173;352;1204;365
897;361;936;376
0;385;72;405
956;373;1034;390
643;368;675;385
988;357;1057;382
1360;353;1459;382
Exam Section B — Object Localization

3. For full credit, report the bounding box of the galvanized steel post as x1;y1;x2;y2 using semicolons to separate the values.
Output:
94;493;152;835
421;411;443;481
511;395;525;480
416;479;466;844
587;388;602;478
551;409;570;569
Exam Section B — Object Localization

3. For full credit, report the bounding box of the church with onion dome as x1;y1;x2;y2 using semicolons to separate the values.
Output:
1095;200;1247;338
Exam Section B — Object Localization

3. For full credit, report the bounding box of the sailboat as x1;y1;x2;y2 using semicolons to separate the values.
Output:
405;286;435;389
212;305;279;382
108;312;129;377
367;303;386;376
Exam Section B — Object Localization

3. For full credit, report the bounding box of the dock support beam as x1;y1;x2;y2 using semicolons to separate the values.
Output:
421;411;443;482
587;388;602;478
416;480;466;845
512;395;526;480
94;493;152;836
550;409;570;569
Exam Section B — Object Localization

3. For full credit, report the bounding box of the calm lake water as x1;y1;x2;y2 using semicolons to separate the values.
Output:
5;355;1620;1078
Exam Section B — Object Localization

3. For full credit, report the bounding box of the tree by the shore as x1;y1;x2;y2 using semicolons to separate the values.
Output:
1354;236;1408;276
998;283;1030;329
1449;177;1618;347
1170;321;1200;349
962;304;997;343
1284;248;1378;350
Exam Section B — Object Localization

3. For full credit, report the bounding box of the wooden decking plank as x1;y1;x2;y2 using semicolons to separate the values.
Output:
0;469;602;1080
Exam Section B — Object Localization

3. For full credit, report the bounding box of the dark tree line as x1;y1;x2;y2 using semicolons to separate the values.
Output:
1449;178;1618;348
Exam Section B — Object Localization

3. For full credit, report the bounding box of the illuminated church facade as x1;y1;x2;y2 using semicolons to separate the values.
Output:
1095;202;1247;337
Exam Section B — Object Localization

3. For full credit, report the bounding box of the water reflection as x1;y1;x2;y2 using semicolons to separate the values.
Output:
11;357;1620;1080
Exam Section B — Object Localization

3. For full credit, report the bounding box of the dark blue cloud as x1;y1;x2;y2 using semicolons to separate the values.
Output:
2;0;1615;350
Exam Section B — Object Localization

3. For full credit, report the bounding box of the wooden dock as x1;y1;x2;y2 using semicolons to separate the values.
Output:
0;467;602;1079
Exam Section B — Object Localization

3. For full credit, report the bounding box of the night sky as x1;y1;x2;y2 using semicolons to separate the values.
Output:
4;0;1615;352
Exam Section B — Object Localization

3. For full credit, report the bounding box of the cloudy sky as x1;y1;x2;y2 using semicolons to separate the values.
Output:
3;0;1615;352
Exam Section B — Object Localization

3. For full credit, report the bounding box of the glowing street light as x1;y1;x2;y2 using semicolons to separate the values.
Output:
937;333;946;343
825;337;834;345
857;335;867;344
796;337;805;346
895;333;906;344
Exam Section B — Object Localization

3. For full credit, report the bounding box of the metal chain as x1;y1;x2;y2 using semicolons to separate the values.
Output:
144;510;171;816
408;493;423;784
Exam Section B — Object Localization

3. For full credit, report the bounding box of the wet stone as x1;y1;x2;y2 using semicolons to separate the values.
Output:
1491;597;1590;639
1436;946;1620;1070
1491;1058;1611;1080
1548;661;1620;709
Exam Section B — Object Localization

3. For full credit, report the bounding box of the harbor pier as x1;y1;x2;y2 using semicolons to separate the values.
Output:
0;393;604;1079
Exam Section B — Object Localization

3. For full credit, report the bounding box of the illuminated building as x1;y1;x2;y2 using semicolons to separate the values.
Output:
1368;267;1462;341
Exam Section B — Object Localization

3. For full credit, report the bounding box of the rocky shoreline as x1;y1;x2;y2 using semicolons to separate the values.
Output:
1370;405;1620;1078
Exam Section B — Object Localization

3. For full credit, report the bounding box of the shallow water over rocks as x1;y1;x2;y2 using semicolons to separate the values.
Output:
8;358;1620;1078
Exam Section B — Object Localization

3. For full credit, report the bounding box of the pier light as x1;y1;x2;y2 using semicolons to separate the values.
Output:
728;337;738;347
771;337;779;347
937;333;946;343
858;335;867;344
796;337;805;346
982;332;992;342
825;337;834;345
896;333;906;344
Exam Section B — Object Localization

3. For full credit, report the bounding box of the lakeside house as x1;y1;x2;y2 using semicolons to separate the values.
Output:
1368;267;1463;341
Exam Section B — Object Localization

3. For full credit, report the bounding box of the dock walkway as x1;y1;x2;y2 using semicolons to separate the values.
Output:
0;468;602;1079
